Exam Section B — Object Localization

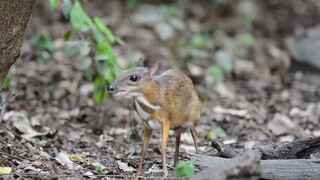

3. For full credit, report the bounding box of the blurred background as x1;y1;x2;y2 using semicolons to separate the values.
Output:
2;0;320;177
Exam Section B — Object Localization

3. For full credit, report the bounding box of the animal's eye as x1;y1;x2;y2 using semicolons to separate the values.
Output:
130;75;138;82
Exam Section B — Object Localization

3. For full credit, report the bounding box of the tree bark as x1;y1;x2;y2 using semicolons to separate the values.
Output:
0;0;36;88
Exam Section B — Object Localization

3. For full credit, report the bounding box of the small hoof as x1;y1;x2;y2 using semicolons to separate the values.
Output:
163;171;168;177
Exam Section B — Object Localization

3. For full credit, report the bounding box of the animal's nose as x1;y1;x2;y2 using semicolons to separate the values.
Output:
108;84;115;92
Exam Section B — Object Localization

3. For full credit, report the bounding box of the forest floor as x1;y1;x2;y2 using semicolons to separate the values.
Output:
1;0;320;179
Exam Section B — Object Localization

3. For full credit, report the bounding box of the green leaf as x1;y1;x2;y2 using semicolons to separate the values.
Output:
106;69;115;83
94;17;115;43
97;41;116;64
2;75;11;89
95;54;108;61
82;12;94;26
62;0;72;17
50;0;58;9
243;33;255;47
216;51;233;73
64;45;79;57
125;0;139;11
214;127;226;137
70;1;85;31
208;65;223;81
175;161;195;177
178;37;187;47
244;14;255;29
93;75;109;104
64;30;73;40
92;26;104;43
112;63;123;77
30;33;54;52
192;33;206;49
167;4;178;17
95;165;102;174
97;61;107;76
80;58;92;69
115;37;125;46
68;93;77;102
80;44;91;57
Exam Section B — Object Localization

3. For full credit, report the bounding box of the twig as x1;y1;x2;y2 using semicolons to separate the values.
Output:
0;89;19;107
0;151;32;161
0;93;7;122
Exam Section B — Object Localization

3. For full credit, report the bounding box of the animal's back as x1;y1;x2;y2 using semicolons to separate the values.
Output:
155;69;200;128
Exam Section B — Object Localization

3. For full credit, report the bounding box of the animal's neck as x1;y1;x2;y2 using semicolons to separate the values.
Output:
137;80;160;110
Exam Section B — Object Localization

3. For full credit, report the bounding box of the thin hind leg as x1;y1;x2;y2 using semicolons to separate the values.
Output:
190;128;199;154
174;131;181;167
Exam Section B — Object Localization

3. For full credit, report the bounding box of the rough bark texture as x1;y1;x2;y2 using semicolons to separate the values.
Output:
210;136;320;159
191;137;320;179
0;0;35;88
191;153;320;180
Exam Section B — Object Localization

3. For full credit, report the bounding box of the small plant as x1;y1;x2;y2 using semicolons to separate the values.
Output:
175;161;195;179
2;75;11;90
30;33;54;64
207;65;223;82
50;0;124;104
207;126;227;140
95;165;102;174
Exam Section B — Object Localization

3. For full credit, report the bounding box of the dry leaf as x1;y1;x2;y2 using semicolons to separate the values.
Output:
69;155;84;162
117;160;136;172
0;167;12;174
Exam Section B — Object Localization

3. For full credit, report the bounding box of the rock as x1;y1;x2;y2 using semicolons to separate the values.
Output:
267;113;296;136
289;25;320;69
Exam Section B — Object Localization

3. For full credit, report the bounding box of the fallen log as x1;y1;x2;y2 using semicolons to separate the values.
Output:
211;136;320;159
191;150;261;180
190;153;320;180
191;136;320;180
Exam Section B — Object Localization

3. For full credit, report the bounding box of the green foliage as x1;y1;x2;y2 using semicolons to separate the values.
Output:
95;165;102;174
208;65;223;82
50;0;58;9
93;75;109;104
175;161;195;179
31;33;54;52
125;0;139;11
69;1;86;31
2;75;11;90
30;33;54;64
216;51;233;73
244;14;255;29
242;33;255;47
167;4;178;17
50;0;124;104
207;127;227;140
191;33;211;49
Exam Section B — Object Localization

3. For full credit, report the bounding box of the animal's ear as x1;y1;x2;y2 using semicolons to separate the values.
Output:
138;58;144;67
149;60;160;77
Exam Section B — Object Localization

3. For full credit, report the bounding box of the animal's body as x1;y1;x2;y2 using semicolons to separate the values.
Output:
108;60;200;177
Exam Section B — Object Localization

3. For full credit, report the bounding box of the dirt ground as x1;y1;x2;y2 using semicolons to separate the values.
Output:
1;0;320;179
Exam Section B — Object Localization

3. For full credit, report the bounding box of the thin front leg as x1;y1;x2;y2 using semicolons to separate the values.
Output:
190;128;199;154
161;121;170;177
174;131;181;167
137;125;153;175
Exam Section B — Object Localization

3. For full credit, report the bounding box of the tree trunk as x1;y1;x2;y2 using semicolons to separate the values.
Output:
0;0;36;88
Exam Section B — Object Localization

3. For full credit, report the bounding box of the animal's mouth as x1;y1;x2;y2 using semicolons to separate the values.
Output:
113;90;129;96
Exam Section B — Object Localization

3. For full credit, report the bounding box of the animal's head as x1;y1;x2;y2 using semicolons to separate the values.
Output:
108;59;160;98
